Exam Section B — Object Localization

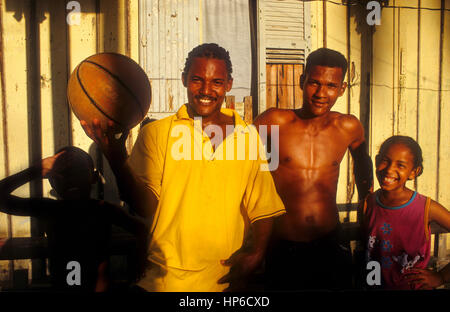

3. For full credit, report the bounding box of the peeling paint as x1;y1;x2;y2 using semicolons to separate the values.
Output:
40;75;51;88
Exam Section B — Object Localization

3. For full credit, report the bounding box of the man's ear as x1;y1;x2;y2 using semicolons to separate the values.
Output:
300;74;305;90
339;81;348;96
226;77;233;92
182;73;187;87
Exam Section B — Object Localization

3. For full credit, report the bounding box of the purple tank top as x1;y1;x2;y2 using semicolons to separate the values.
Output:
364;190;431;290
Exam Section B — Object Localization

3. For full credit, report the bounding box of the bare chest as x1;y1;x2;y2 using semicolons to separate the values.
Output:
277;123;351;169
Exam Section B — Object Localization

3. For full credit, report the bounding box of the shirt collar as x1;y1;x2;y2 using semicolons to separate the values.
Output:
174;104;248;128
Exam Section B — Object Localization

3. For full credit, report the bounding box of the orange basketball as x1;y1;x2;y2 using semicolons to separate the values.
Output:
67;52;151;133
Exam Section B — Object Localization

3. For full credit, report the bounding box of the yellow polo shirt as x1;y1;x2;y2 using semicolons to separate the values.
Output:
128;104;285;292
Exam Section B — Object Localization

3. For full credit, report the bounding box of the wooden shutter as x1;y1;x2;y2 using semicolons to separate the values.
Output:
258;0;310;112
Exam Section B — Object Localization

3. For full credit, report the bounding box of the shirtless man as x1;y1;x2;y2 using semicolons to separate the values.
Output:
254;48;373;290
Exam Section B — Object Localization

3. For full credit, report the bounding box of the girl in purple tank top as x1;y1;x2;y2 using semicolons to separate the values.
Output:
362;136;450;290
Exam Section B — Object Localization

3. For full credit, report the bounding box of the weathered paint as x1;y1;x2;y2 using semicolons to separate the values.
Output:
139;0;200;115
0;0;140;287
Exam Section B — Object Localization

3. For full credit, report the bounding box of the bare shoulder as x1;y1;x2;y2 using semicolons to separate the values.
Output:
332;112;363;133
253;108;296;126
330;112;363;139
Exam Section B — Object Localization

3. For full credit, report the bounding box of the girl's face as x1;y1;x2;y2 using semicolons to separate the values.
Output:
376;143;420;192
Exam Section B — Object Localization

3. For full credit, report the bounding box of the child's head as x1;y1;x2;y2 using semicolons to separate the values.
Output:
48;146;98;199
375;136;423;191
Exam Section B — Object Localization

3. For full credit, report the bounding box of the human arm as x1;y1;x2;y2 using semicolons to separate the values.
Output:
102;201;149;237
0;153;64;217
403;264;450;290
80;119;158;219
347;117;373;201
218;217;273;291
403;200;450;289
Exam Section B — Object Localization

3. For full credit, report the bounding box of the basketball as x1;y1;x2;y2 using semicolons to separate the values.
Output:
67;52;151;133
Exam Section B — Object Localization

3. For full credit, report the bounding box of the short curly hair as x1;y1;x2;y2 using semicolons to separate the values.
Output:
182;43;233;79
304;48;348;81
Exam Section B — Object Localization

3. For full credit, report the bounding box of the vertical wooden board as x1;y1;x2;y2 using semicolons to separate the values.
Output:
1;0;34;277
128;0;139;62
98;0;128;205
150;0;161;112
438;2;450;255
257;0;267;114
244;96;253;124
392;5;400;136
326;2;348;204
182;0;190;109
125;0;141;147
293;64;303;108
99;0;126;54
0;0;9;286
416;0;441;198
371;7;395;190
67;0;98;152
309;0;321;51
277;64;288;108
285;64;294;109
38;1;70;199
397;1;419;138
166;0;177;113
2;0;32;238
348;7;362;202
438;0;450;211
159;0;168;112
324;1;347;115
348;7;361;119
116;0;127;54
266;64;277;109
0;0;6;239
176;0;184;113
396;1;419;191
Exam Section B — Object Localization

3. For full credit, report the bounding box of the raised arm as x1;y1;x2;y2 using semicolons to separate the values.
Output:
80;119;158;219
0;154;62;217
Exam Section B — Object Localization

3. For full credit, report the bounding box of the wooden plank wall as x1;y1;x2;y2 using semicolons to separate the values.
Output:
139;0;200;120
265;63;303;109
0;0;140;288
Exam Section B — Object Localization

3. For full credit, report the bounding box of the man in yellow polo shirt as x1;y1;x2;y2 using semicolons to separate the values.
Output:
81;43;285;291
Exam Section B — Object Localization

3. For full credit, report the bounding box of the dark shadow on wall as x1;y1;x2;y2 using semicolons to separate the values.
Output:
3;0;129;289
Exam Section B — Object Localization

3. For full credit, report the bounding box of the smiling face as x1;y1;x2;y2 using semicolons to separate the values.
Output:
182;57;233;120
301;65;347;117
375;143;421;192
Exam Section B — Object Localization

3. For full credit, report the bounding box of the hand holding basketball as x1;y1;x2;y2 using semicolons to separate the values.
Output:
80;118;128;165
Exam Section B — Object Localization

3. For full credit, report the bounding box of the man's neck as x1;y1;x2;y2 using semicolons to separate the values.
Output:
295;108;331;126
186;105;232;130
